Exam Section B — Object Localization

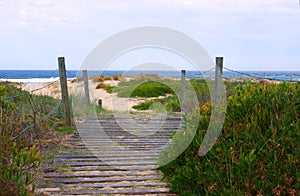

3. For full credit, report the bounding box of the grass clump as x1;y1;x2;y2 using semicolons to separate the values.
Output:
105;86;115;94
104;76;112;80
52;123;77;134
112;74;123;81
133;96;180;112
96;82;111;89
92;75;113;83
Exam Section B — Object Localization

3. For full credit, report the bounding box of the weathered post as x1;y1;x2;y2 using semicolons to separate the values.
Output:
214;57;223;104
58;57;72;126
180;70;186;104
82;70;91;105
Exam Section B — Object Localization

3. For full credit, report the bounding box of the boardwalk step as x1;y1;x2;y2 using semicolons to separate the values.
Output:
51;188;170;195
54;161;158;167
52;176;162;184
64;181;168;188
54;157;159;162
45;171;159;178
55;153;161;158
49;165;158;171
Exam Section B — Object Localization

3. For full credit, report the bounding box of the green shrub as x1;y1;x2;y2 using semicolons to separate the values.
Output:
117;81;175;98
0;137;40;195
105;86;115;94
164;96;181;112
133;100;155;110
159;82;300;195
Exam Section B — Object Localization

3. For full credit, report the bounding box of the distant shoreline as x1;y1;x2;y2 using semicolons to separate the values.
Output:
0;70;300;84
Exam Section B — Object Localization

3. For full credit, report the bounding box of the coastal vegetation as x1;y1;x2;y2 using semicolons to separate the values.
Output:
1;75;299;195
0;82;70;195
113;77;299;194
158;81;300;195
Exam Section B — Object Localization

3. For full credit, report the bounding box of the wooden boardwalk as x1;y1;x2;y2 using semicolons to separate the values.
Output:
41;113;182;195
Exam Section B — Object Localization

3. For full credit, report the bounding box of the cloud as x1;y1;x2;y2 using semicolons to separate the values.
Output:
147;0;299;13
0;0;299;70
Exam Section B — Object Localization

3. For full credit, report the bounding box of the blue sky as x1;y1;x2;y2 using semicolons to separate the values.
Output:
0;0;299;71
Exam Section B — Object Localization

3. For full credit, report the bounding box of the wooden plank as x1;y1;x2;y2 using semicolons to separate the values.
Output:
55;152;161;158
55;161;158;167
70;135;171;141
45;171;160;178
52;188;170;195
64;181;168;188
50;165;157;171
53;156;159;162
53;175;162;183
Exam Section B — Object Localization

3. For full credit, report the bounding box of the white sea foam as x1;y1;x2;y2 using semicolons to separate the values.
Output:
0;77;61;84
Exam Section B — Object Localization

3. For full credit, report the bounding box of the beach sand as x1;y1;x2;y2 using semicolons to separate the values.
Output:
21;78;147;112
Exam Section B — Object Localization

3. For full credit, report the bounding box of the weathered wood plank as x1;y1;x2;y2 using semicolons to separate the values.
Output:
45;171;159;178
52;175;162;183
54;161;158;167
64;181;168;188
49;165;157;171
51;188;170;195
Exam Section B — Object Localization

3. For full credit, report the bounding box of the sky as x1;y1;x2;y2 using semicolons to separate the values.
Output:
0;0;299;71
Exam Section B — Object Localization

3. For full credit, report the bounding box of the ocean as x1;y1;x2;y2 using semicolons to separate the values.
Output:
0;70;299;84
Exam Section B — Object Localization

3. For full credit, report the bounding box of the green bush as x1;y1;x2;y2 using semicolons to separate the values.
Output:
105;86;115;94
159;82;300;195
0;139;40;195
117;81;175;98
164;96;181;112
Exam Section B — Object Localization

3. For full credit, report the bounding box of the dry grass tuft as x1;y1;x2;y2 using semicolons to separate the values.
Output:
104;76;112;80
96;82;111;89
91;75;112;83
112;74;121;81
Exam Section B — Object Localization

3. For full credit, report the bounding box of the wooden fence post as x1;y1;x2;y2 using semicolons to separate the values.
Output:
214;57;223;104
58;57;72;126
180;70;186;104
82;70;91;105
